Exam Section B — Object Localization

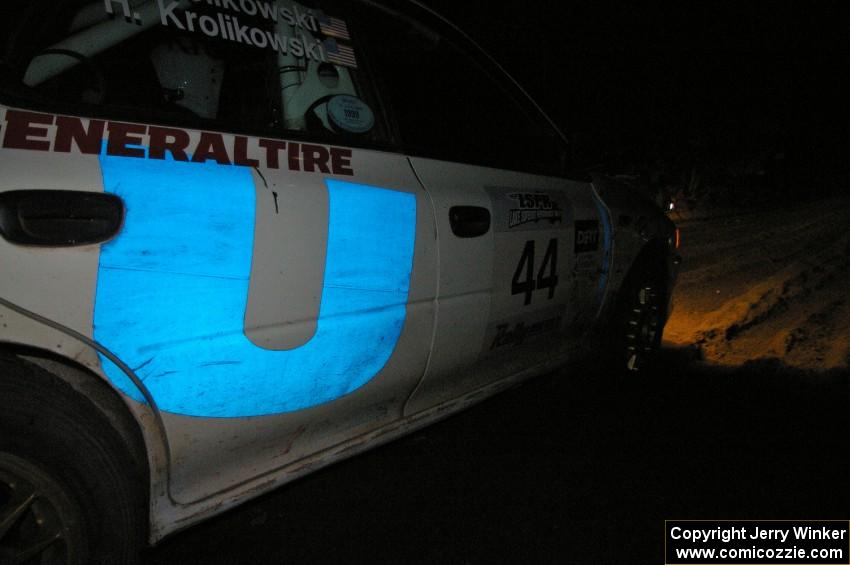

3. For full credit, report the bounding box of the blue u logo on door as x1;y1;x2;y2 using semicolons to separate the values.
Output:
94;151;416;418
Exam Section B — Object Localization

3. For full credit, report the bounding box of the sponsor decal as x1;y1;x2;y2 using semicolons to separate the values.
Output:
486;187;569;234
94;148;415;417
574;219;599;253
573;253;595;272
507;192;562;228
489;315;562;350
0;109;354;175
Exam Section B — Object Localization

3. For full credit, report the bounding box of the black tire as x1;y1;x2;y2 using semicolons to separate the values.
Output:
608;259;667;372
0;355;144;564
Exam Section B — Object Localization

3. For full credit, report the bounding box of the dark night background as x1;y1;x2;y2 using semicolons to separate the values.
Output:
420;1;850;207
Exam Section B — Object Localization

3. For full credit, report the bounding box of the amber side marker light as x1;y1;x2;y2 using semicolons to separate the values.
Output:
668;227;681;250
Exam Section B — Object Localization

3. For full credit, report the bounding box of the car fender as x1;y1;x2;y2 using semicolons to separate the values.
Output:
0;294;171;543
591;176;680;323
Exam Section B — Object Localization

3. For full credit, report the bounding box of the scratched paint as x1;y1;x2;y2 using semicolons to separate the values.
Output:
94;150;416;417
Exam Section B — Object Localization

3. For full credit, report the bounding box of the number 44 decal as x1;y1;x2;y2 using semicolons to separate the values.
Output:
511;238;559;305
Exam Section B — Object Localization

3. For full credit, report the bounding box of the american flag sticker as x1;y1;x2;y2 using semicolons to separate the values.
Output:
322;38;357;68
317;12;351;40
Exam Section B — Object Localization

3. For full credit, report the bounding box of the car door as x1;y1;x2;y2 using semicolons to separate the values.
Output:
354;2;611;413
0;0;437;504
407;160;606;411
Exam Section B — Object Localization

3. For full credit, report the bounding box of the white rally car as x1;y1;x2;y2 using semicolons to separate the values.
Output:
0;0;679;562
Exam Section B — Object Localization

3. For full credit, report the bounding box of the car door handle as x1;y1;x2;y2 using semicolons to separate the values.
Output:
0;190;123;246
449;206;490;238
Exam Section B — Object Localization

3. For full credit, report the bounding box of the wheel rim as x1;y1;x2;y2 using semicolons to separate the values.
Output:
0;453;86;565
624;283;662;371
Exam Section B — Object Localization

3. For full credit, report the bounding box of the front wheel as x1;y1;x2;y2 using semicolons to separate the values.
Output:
608;261;666;371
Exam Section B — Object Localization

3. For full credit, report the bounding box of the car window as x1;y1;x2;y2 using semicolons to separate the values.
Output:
0;0;388;146
352;1;568;176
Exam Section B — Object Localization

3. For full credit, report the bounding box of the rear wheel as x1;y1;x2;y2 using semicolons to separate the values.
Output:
0;356;144;565
0;453;87;564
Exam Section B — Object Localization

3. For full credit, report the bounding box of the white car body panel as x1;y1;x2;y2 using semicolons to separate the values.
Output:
405;157;609;414
160;143;439;505
0;105;440;539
